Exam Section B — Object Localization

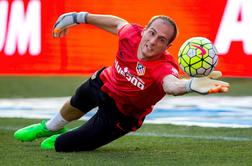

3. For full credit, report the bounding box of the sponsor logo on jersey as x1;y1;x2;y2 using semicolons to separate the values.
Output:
115;60;145;90
136;62;146;76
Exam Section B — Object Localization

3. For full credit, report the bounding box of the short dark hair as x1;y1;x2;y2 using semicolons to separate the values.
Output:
146;15;178;44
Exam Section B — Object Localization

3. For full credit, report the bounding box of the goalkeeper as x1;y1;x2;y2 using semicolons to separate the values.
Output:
14;12;229;152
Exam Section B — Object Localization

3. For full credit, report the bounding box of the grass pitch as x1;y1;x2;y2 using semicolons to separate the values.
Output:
0;76;252;165
1;118;252;166
0;76;251;98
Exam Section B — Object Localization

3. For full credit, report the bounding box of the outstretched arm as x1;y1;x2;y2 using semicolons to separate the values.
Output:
86;14;128;34
52;12;128;37
163;75;188;96
163;72;229;96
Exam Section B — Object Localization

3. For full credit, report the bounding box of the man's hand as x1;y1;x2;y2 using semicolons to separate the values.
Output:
186;71;229;94
52;12;88;38
207;71;222;79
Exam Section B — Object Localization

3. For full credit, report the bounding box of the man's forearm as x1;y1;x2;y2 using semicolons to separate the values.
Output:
86;14;128;35
163;75;188;96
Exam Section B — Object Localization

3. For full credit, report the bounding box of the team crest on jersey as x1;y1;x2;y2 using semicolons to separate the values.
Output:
136;62;146;76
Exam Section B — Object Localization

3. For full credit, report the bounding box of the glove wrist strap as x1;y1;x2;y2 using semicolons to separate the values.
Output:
76;12;89;24
185;79;193;92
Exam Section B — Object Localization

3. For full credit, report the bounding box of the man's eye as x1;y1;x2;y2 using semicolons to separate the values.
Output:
160;38;165;42
149;31;155;36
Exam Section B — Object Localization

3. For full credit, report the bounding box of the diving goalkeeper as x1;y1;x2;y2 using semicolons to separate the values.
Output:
14;12;229;152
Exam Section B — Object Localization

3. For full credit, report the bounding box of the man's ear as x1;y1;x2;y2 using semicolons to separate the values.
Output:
166;43;172;49
141;28;147;36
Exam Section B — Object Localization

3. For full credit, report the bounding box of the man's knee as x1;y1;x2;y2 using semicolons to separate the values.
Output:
60;100;85;121
54;132;97;152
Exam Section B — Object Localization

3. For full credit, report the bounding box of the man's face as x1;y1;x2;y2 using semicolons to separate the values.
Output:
139;19;174;60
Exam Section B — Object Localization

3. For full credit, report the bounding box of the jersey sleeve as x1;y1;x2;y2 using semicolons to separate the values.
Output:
118;24;131;38
154;63;179;87
118;23;143;40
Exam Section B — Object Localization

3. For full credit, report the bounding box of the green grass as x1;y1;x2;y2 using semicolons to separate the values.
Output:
0;76;87;98
1;118;252;166
221;78;252;96
0;76;251;98
0;77;251;165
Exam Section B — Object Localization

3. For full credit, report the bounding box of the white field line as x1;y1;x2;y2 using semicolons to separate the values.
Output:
0;126;21;131
1;126;251;142
129;132;252;141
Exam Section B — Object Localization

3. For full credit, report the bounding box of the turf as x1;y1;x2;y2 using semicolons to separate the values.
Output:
1;118;252;166
0;77;252;165
0;76;252;98
0;76;87;98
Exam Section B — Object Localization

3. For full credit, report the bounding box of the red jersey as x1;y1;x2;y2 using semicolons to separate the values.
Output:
100;24;178;120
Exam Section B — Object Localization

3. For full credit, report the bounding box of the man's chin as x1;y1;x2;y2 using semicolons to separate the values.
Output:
142;51;153;57
142;54;157;60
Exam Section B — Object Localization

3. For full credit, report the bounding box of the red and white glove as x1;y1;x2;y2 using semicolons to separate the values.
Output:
52;12;88;38
185;71;230;94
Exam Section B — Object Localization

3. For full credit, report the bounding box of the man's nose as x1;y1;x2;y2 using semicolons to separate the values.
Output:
149;36;158;45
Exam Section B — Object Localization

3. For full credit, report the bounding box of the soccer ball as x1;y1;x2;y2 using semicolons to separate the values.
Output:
178;37;218;77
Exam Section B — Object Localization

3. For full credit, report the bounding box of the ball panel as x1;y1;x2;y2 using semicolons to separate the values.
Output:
184;66;191;75
191;61;202;69
189;67;197;76
187;48;197;58
180;43;190;55
197;67;206;75
180;57;189;67
202;61;211;69
205;68;213;76
190;56;201;65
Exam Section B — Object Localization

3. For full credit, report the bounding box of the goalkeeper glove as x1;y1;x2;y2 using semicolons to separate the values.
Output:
185;71;229;94
207;70;222;79
53;12;88;38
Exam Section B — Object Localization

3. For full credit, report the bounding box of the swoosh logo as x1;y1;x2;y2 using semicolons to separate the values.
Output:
191;44;206;56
